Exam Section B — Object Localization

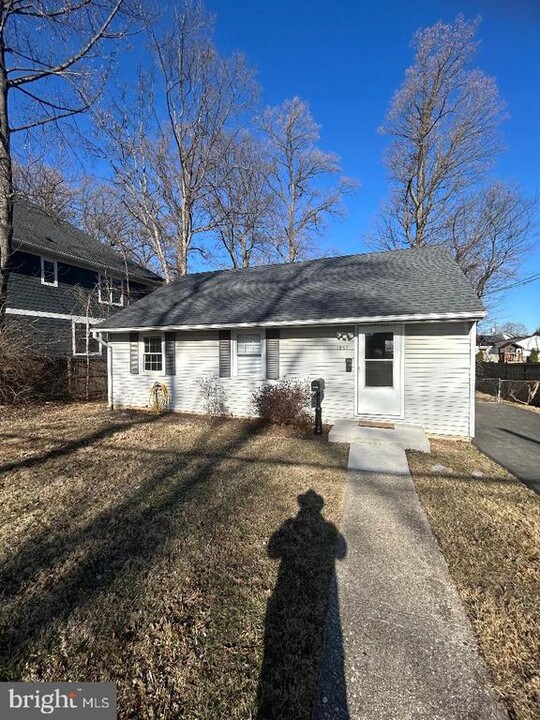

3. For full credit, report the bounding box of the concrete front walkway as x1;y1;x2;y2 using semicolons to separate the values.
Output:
315;431;507;720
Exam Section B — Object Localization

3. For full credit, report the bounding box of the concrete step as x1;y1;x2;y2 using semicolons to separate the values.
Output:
329;419;430;453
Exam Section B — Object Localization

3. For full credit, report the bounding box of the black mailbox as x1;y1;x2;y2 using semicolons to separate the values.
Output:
311;378;325;392
345;358;352;372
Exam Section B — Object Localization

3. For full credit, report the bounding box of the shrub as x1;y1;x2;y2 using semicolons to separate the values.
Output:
197;374;230;416
0;324;66;404
251;379;311;427
527;348;539;364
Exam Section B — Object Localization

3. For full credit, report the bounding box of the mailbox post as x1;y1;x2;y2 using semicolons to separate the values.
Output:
311;378;325;435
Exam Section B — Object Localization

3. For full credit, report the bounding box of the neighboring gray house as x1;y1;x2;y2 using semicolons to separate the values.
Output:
97;246;485;437
6;200;162;356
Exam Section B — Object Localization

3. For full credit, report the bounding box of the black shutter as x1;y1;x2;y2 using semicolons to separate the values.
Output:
219;330;231;378
129;332;139;374
266;329;280;380
165;331;176;376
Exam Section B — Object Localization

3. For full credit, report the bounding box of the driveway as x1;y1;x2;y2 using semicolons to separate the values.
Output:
475;401;540;492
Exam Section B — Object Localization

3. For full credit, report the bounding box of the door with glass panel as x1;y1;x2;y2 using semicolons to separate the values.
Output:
357;326;402;416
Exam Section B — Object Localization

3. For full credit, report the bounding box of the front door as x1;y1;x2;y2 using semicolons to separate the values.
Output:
357;325;403;416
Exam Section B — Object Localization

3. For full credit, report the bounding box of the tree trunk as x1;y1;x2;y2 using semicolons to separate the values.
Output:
0;29;13;330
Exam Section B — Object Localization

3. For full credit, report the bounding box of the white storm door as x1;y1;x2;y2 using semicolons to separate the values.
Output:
357;326;403;416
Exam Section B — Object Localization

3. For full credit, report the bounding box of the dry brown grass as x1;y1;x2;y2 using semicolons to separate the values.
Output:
475;391;540;414
0;402;347;719
408;441;540;720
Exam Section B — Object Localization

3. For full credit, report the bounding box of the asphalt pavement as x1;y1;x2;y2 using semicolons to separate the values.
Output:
475;401;540;492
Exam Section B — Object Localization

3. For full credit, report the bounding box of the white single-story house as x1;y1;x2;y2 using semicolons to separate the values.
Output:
96;246;485;437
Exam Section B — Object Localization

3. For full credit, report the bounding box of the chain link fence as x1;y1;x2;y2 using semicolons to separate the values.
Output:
476;377;540;405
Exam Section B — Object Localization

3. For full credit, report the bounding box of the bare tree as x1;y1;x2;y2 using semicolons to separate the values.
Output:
375;15;535;297
490;321;529;338
97;1;257;280
12;158;80;220
0;0;146;327
261;97;356;262
95;76;177;282
378;16;507;249
79;177;162;276
447;181;534;296
207;132;277;268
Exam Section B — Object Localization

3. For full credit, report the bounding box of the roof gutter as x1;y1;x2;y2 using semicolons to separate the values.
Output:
97;310;487;333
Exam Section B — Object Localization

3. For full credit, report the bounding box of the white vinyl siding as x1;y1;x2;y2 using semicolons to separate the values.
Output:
403;322;472;436
108;321;474;436
279;326;356;420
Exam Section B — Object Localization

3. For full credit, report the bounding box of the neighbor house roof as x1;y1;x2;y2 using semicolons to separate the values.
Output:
516;335;540;351
477;334;505;346
499;335;540;351
12;199;162;285
97;245;485;331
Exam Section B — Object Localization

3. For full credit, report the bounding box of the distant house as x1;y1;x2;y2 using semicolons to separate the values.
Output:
6;200;162;357
476;332;512;361
97;246;485;437
497;335;540;363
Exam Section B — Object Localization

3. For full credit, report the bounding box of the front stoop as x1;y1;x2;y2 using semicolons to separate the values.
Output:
329;419;431;454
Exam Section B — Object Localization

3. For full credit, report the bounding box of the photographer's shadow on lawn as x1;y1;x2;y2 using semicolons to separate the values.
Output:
256;489;348;720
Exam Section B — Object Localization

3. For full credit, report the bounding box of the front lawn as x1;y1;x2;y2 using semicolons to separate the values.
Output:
0;403;348;719
408;441;540;720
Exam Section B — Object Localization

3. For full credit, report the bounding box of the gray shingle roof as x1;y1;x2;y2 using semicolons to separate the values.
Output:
98;245;485;330
13;199;162;284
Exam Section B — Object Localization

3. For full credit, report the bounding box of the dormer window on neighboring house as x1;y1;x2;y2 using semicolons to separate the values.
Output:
40;257;58;287
99;274;124;306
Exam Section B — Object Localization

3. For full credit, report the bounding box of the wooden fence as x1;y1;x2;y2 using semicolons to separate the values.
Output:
66;357;107;400
476;361;540;407
477;361;540;381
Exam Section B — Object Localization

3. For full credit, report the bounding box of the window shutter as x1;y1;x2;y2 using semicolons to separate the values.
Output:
266;329;280;380
219;330;231;378
129;332;139;374
165;332;176;376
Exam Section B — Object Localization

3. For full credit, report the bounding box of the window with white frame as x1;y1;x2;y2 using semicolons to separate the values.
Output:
235;331;263;378
40;257;58;286
143;335;163;372
99;274;124;306
236;333;262;356
73;321;100;356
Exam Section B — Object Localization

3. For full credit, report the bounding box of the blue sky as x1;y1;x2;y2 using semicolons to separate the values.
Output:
204;0;540;331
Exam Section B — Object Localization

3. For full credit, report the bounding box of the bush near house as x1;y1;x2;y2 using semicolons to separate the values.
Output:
252;379;312;427
0;325;65;404
0;325;107;404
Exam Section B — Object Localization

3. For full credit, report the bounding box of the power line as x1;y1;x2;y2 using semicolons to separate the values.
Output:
483;272;540;296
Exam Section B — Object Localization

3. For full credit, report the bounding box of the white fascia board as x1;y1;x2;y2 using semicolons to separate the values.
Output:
98;310;487;333
7;308;104;324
